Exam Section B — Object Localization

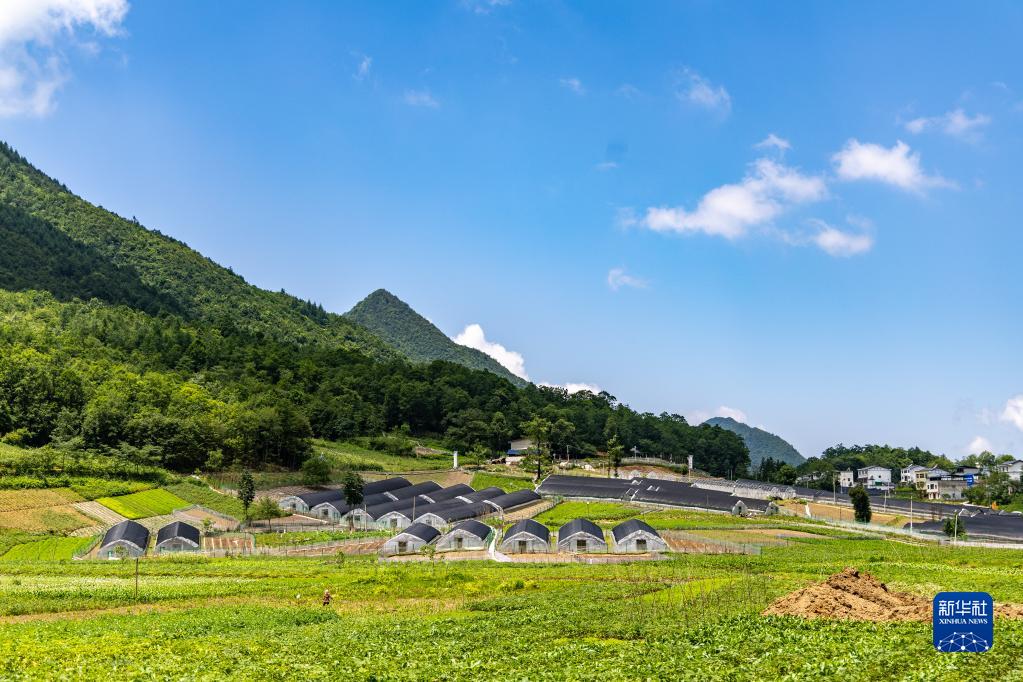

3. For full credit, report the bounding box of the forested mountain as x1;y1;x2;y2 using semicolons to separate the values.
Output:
0;141;750;478
346;289;527;387
704;417;805;467
0;143;394;360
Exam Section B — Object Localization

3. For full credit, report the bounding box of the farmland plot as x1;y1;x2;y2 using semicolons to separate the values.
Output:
95;489;189;519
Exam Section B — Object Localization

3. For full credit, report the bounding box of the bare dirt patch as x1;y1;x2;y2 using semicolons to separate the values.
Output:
764;567;1023;622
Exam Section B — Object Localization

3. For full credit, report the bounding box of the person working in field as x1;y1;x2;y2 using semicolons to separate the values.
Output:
322;589;332;606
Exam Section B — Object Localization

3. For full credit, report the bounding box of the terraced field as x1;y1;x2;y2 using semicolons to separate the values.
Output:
0;537;95;561
0;488;83;512
95;489;190;520
0;506;96;533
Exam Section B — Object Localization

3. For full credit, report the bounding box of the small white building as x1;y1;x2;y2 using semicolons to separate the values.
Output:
900;464;927;485
500;519;550;554
436;519;493;551
98;520;150;559
610;519;667;553
839;470;855;489
856;465;893;490
379;522;440;556
556;518;607;553
926;477;969;501
997;460;1023;482
155;521;201;553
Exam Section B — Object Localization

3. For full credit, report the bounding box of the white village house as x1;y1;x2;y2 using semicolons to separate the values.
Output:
914;467;949;489
926;477;969;501
856;465;893;490
901;464;928;485
839;470;855;489
996;460;1023;482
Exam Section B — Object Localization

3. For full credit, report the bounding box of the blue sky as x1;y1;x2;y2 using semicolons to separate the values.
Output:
1;1;1021;459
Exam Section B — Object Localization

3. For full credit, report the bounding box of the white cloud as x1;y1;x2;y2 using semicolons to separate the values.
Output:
967;435;994;455
453;324;528;380
691;405;748;425
811;221;874;257
540;382;601;395
595;161;618;171
353;54;372;81
675;67;731;115
615;83;640;99
0;0;128;118
832;139;953;192
559;77;585;95
615;207;638;230
754;133;791;153
904;108;991;139
1002;395;1023;431
606;267;648;291
643;158;827;240
403;89;439;108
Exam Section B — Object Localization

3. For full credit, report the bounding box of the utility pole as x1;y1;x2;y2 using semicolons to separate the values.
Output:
134;557;139;600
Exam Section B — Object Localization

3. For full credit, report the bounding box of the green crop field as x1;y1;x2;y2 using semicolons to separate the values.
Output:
95;489;190;519
1;537;95;561
470;471;536;493
2;537;1023;679
534;500;645;526
164;482;245;519
315;439;452;472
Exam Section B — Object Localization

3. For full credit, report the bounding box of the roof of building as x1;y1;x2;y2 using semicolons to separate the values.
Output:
101;520;150;550
857;465;890;472
611;518;661;543
421;484;475;503
504;518;549;542
292;489;346;507
399;522;441;543
447;519;492;541
557;518;604;543
387;480;443;501
363;477;412;495
458;486;505;503
484;489;541;511
156;521;201;546
365;496;421;520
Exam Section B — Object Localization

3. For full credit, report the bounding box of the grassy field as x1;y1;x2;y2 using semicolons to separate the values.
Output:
315;439;452;472
2;537;1023;679
164;482;244;519
0;488;83;512
253;530;387;547
0;537;94;561
0;506;97;533
95;489;190;519
469;471;536;492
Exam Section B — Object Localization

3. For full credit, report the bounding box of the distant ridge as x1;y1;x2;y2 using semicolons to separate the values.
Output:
704;416;805;467
345;289;527;386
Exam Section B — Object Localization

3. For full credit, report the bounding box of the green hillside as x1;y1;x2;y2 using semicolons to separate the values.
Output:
345;289;527;386
0;142;749;479
0;142;394;360
704;417;805;467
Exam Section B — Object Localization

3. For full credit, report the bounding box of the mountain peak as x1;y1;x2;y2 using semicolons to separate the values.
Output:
345;289;527;386
705;416;805;467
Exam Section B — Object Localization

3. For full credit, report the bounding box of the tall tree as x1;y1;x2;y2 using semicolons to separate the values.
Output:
606;435;624;478
238;470;255;519
342;471;365;507
521;415;552;481
849;485;872;523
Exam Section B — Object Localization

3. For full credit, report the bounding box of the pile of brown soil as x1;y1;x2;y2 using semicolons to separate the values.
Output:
763;567;931;621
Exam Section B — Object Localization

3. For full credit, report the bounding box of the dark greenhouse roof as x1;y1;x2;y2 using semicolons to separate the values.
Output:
388;481;443;500
421;484;475;504
400;522;441;543
364;477;412;496
415;501;492;523
449;519;492;541
156;521;201;546
557;518;604;543
504;518;549;542
458;486;505;503
611;518;660;543
101;520;150;550
484;489;541;511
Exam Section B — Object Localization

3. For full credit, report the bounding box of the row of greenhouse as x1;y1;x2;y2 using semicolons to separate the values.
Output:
96;520;201;559
380;517;667;556
277;477;541;530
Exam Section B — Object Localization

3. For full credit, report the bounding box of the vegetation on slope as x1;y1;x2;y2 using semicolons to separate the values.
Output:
346;289;527;386
705;417;805;467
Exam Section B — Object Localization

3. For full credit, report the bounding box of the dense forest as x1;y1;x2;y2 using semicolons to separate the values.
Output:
0;141;748;478
346;289;527;387
0;289;749;476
